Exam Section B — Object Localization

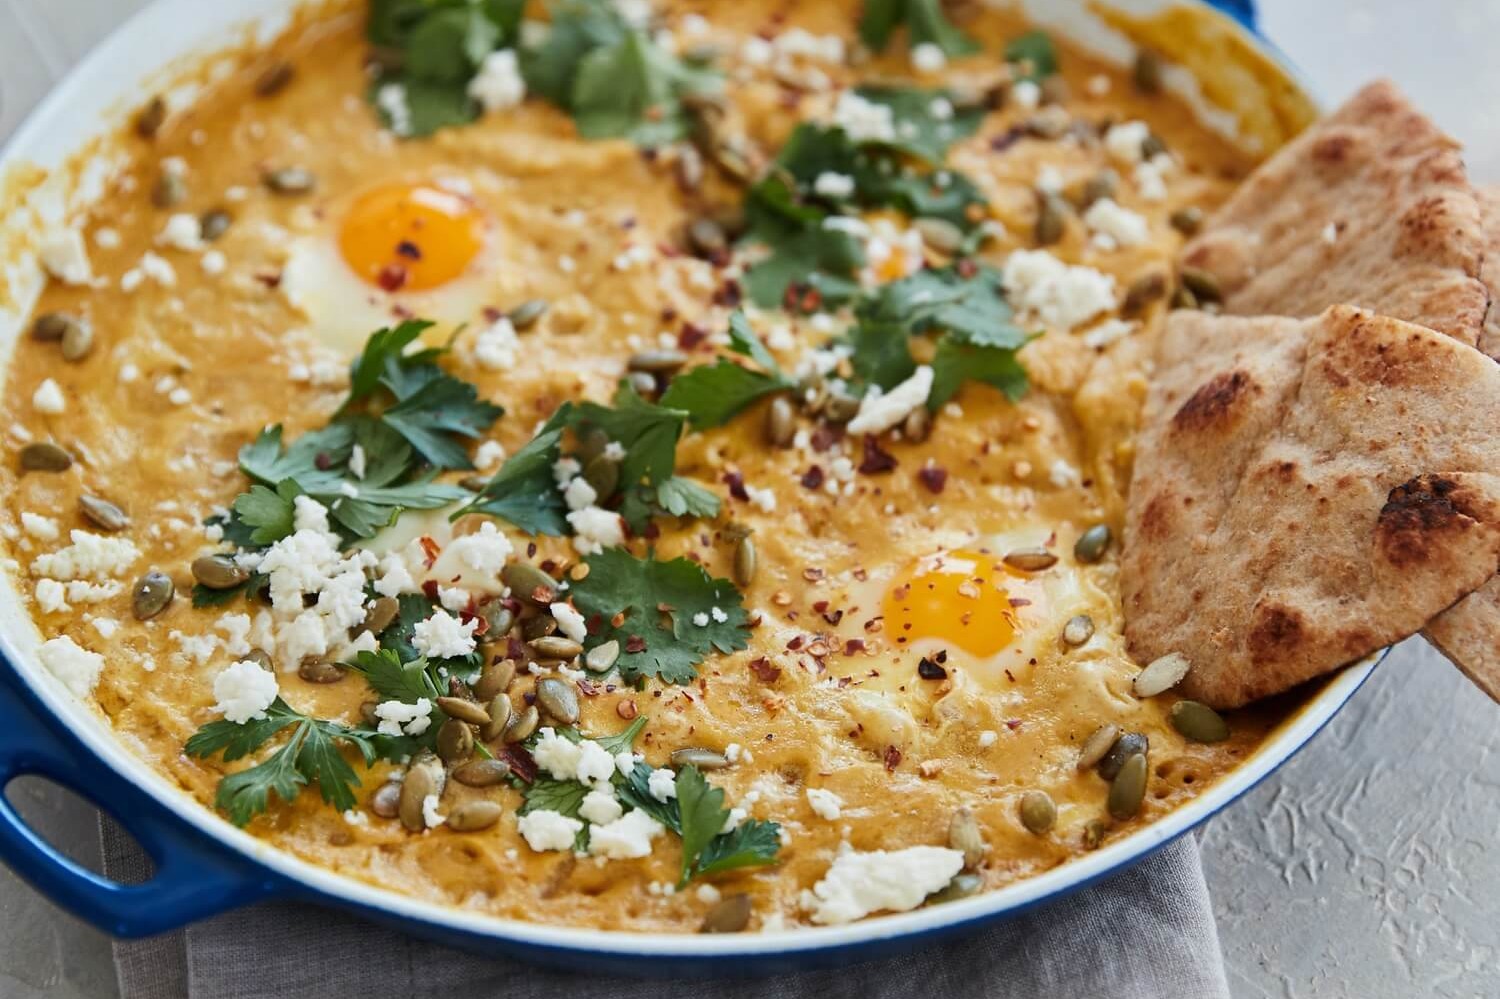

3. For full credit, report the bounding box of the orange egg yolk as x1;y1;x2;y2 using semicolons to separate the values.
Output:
338;182;485;293
882;549;1023;658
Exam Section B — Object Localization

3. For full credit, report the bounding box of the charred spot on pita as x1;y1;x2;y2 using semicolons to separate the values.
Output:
1171;369;1257;432
1376;474;1472;566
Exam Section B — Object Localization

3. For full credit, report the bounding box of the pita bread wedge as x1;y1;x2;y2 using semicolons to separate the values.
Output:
1423;579;1500;701
1472;185;1500;360
1123;305;1500;709
1181;80;1487;345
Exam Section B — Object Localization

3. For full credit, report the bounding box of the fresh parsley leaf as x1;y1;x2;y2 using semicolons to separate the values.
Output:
520;0;628;105
726;311;783;376
232;480;303;546
848;319;916;389
694;815;784;880
572;383;686;490
673;766;780;886
854;85;985;163
659;314;793;429
456;405;572;535
1004;30;1058;81
742;227;866;310
379;594;484;680
653;476;722;519
594;715;648;756
382;372;504;470
344;319;434;405
569;548;749;685
858;0;980;59
929;331;1031;408
343;648;443;704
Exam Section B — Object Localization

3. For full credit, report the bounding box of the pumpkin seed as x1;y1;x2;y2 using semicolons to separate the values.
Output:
627;349;688;375
1122;273;1167;316
436;696;490;726
821;388;862;424
1034;195;1067;246
60;320;95;361
501;563;556;606
31;312;75;342
584;640;619;673
948;807;987;868
19;442;72;473
529;636;582;661
135;96;167;139
700;893;752;933
152;171;187;208
902;405;931;443
1082;818;1107;850
582;453;619;499
1180;266;1222;303
1077;724;1121;771
481;694;514;742
626;370;658;397
359;699;380;725
131;571;174;620
1026;105;1070;139
522;614;559;642
447;800;504;832
928;873;983;904
1170;285;1199;310
363;595;400;636
1169;700;1230;743
453;758;512;787
675;146;706;192
191;553;249;590
1062;614;1095;647
1079;169;1119;208
199;209;232;242
1019;790;1057;835
1133;49;1163;93
298;659;345;684
370;782;401;819
1168;205;1203;235
1108;752;1148;819
1003;547;1058;572
765;396;796;447
245;649;275;671
1073;524;1112;563
254;60;295;97
670;748;729;770
1133;652;1191;698
536;677;580;724
1141;133;1168;160
436;718;475;763
398;751;445;831
478;601;514;638
473;658;517;701
914;216;965;254
263;167;316;195
1098;731;1148;781
503;704;539;743
688;218;728;257
507;298;549;330
733;536;757;587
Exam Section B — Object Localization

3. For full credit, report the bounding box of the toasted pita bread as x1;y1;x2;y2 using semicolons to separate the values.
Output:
1122;305;1500;709
1181;80;1487;345
1423;579;1500;701
1473;185;1500;360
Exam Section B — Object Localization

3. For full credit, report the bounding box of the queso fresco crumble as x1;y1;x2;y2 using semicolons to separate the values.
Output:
3;0;1287;933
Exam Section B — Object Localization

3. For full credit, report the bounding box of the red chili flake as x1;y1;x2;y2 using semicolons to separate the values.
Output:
749;657;782;683
843;638;867;655
934;649;948;664
786;635;805;651
643;521;661;541
617;699;639;719
468;609;489;636
418;536;441;569
482;306;503;322
254;269;283;289
859;434;898;474
377;263;408;292
314;452;334;471
917;657;948;680
802;567;825;582
989;125;1025;152
497;744;538;784
822;608;844;626
505;636;526;660
800;465;825;490
576;679;599;697
395;240;422;260
625;635;647;653
812;600;829;613
884;745;903;771
956;257;979;279
1008;597;1031;608
917;465;949;494
721;471;749;501
713;279;743;307
421;579;440;601
527;542;538;557
678;323;709;350
809;425;843;452
1006;718;1023;730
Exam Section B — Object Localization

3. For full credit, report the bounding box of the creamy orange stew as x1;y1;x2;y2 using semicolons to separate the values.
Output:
3;0;1291;932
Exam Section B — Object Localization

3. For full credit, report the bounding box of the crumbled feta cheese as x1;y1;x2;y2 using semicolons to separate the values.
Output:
374;698;433;737
436;520;513;584
1048;458;1081;488
94;227;121;249
411;609;478;659
35;579;68;613
373;552;417;598
744;484;777;512
563;476;598;512
39;228;93;286
1083;198;1149;249
1086;73;1112;97
376;83;412;137
806;787;844;820
615;750;639;777
977;729;998;748
516;809;583;852
587;808;666;860
91;618;120;639
832;90;895;144
579;788;624;825
32;530;140;581
1001;250;1116;332
157;213;203;251
212;659;279;724
1081;318;1137;349
1036;165;1065;195
32;379;66;414
38;636;104;697
201;249;227;275
422;793;446;828
474;440;506;470
813;172;855;199
292;495;330;534
473;316;520;371
696;883;722;904
647;767;678;803
468;49;526;112
1011;79;1041;110
550;602;588;643
21;513;59;541
122;251;177;290
910;42;946;73
805;846;965;925
1104;121;1151;164
567;506;625;555
847;365;933;435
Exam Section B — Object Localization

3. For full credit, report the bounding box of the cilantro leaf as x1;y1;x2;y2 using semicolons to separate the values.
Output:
854;85;985;163
673;766;780;886
1004;30;1058;81
520;0;628;105
457;406;571;535
343;648;443;703
659;362;788;430
344;319;433;406
848;320;917;389
594;715;648;756
930;332;1031;408
569;548;749;685
653;477;721;519
379;593;484;680
726;312;783;376
859;0;980;59
695;816;784;880
382;372;504;470
232;480;303;546
573;383;686;490
742;227;865;310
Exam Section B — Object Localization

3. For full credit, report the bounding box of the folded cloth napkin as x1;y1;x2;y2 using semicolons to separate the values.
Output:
101;819;1228;999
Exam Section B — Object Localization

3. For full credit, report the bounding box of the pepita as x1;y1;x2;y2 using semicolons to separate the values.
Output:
507;298;549;332
670;748;729;770
675;146;706;192
1171;285;1199;310
191;553;249;590
626;370;658;397
370;782;401;819
948;807;987;868
436;718;475;763
688;218;728;257
18;442;73;473
1122;273;1167;316
1062;614;1094;647
733;536;757;587
131;571;174;620
199;209;233;242
765;396;796;447
1180;266;1222;303
298;659;345;684
363;595;400;636
447;800;504;832
1073;524;1112;563
1133;652;1191;698
245;649;275;671
582;453;619;499
254;61;295;97
263;166;316;195
530;636;583;662
928;873;983;904
1141;133;1168;160
1034;194;1067;246
1077;724;1120;771
584;640;619;673
1133;49;1164;93
1108;752;1148;819
1078;169;1119;209
1019;790;1057;835
60;320;95;362
1003;547;1058;572
1098;731;1149;781
1168;205;1203;235
479;601;514;638
700;894;752;933
152;171;187;208
1082;818;1108;850
453;758;512;787
436;696;490;726
821;388;862;424
627;349;688;375
1169;700;1230;743
521;615;558;642
78;495;130;534
902;405;931;443
914;216;965;254
473;658;517;701
481;694;514;742
398;751;445;831
503;704;540;743
501;563;556;606
536;677;580;725
136;96;167;139
31;312;76;342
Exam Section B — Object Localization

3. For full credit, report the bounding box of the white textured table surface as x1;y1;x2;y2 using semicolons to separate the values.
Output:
0;2;1496;997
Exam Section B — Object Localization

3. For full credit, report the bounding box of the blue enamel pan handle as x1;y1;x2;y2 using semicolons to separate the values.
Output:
1205;0;1258;30
0;661;285;936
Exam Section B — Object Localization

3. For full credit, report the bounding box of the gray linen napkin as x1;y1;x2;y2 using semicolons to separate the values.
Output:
101;818;1229;999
